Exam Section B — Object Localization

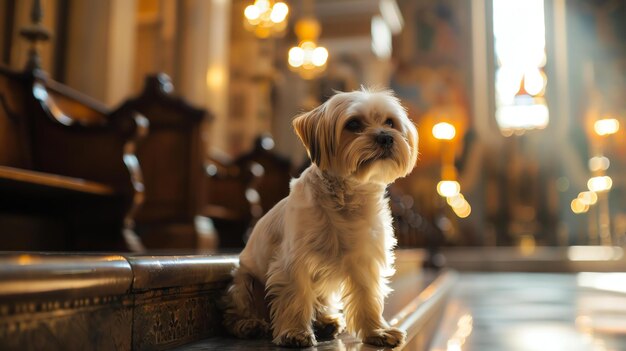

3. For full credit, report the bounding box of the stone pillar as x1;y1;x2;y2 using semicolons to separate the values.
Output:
65;0;137;107
177;0;231;154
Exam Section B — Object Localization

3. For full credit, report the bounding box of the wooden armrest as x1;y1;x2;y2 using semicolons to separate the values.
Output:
199;204;249;221
0;166;115;196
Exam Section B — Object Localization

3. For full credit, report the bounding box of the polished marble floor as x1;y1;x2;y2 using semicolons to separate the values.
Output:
174;263;437;351
429;273;626;351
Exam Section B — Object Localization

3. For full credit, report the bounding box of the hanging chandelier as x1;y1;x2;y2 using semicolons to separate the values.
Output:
243;0;289;39
287;17;328;80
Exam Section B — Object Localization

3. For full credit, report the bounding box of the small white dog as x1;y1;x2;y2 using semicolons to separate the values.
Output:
223;88;419;348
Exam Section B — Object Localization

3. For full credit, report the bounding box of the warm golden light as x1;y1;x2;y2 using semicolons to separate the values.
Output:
244;5;261;21
571;198;589;214
453;202;471;218
287;17;328;79
311;47;329;67
206;65;226;89
446;194;465;208
446;314;473;351
288;41;328;78
432;122;456;140
587;176;613;192
588;156;610;172
593;118;620;136
446;193;471;218
288;41;328;69
437;180;460;198
519;234;536;256
577;191;598;206
270;2;289;23
288;47;304;67
243;0;289;38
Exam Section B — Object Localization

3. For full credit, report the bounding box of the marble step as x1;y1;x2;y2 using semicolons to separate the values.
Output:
174;270;456;351
0;252;237;350
0;249;453;350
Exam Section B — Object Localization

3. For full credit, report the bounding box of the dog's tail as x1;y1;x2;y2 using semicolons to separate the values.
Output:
222;266;270;338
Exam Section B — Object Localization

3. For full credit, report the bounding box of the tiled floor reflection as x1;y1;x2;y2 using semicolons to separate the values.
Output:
429;273;626;351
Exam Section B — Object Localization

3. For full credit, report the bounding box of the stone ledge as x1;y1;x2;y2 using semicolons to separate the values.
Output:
0;253;133;301
126;255;238;292
0;251;437;350
0;252;239;351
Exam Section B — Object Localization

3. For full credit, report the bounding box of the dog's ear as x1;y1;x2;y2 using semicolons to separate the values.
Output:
404;118;419;174
292;104;325;166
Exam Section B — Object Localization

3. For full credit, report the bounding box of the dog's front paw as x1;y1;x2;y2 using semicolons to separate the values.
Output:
229;318;270;338
273;329;316;347
363;327;406;348
313;314;345;340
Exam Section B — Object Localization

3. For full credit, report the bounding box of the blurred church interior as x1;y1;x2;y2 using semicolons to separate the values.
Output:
0;0;625;350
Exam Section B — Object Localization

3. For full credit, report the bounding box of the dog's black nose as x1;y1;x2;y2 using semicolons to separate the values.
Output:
376;133;394;148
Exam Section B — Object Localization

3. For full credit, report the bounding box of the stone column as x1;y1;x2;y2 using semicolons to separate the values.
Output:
176;0;231;154
65;0;137;107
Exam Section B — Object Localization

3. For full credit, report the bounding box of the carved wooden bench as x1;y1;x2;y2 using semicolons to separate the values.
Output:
116;74;209;250
202;153;258;248
201;135;294;249
235;135;293;215
0;66;147;250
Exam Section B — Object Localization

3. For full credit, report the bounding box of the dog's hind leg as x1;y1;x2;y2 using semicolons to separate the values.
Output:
222;267;270;338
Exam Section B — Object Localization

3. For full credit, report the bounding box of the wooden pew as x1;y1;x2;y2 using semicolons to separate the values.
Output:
201;135;293;249
115;74;209;249
202;153;259;248
115;76;292;250
0;66;147;251
236;135;292;214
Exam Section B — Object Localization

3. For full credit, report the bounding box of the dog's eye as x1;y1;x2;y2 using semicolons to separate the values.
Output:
384;118;394;128
345;119;363;132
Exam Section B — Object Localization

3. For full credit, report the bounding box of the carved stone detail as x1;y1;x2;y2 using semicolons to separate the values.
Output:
133;283;227;351
0;299;132;351
0;255;237;350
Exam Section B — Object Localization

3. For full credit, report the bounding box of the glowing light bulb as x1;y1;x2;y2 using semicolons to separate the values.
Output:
288;40;329;78
594;118;620;136
256;0;270;11
446;193;465;208
587;176;612;192
437;180;460;198
243;0;289;38
270;2;288;23
288;47;304;67
577;191;598;206
432;122;456;140
588;156;610;172
453;201;471;218
311;47;328;67
571;198;589;214
244;5;260;20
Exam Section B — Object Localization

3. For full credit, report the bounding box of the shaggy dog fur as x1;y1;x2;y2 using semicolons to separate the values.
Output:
222;88;419;347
